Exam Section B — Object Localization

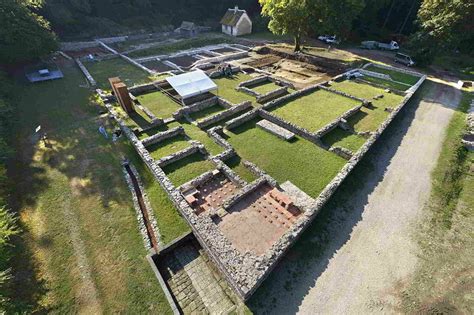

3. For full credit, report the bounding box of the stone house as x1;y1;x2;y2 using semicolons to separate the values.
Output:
220;6;252;36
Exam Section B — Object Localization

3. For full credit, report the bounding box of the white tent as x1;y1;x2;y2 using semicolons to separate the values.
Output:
166;70;217;99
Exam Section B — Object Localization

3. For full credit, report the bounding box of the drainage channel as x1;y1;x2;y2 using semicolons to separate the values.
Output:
124;163;159;252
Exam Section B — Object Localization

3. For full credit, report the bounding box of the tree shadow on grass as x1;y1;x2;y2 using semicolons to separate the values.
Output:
247;76;433;314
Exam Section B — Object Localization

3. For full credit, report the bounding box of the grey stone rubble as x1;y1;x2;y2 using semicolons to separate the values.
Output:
196;101;252;128
75;58;97;86
279;181;314;212
257;119;295;141
207;126;233;150
329;146;354;160
122;163;164;249
141;126;184;148
99;63;426;301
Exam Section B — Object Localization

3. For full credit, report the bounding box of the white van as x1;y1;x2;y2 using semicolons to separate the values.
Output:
394;53;415;67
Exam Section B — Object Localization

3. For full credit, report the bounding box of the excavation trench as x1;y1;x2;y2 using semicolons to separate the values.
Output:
124;163;159;252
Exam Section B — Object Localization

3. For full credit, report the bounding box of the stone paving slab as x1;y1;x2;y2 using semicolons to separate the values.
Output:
257;119;295;141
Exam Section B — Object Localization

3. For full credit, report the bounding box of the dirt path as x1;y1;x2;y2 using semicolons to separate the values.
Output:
252;81;461;314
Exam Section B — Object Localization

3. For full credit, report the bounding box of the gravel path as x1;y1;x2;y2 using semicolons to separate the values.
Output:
251;80;461;314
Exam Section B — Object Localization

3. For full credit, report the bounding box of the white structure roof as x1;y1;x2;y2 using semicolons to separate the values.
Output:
166;70;217;99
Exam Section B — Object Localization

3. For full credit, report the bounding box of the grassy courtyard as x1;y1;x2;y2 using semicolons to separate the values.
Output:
321;128;367;152
250;81;281;95
361;76;410;92
365;64;420;85
137;91;181;119
226;119;346;197
330;80;403;132
7;63;175;313
270;89;360;132
83;58;151;89
162;152;216;187
213;73;256;104
147;134;191;160
224;155;257;183
188;104;225;121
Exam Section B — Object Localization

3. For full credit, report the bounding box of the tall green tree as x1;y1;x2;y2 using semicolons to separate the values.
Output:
308;0;365;39
417;0;474;52
0;0;58;64
259;0;311;51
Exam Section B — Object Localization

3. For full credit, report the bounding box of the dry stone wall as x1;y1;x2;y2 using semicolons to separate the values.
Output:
141;126;184;147
197;101;252;128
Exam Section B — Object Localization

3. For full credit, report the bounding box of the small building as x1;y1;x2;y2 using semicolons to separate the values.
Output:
177;21;198;36
220;6;252;37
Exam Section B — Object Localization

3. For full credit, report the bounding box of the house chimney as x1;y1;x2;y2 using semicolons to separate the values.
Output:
234;5;239;11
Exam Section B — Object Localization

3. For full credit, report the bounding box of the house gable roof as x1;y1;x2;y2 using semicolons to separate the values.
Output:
220;9;246;26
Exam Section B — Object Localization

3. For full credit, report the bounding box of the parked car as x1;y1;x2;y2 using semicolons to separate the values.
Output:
361;40;399;51
394;52;415;66
318;35;340;44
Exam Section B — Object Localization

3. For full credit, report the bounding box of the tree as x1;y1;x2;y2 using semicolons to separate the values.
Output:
417;0;474;52
259;0;311;51
0;0;58;64
308;0;365;39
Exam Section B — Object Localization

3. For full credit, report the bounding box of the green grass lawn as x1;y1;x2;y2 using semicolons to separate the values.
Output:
83;58;151;89
330;80;403;132
127;34;234;58
321;128;367;152
365;64;420;85
226;119;346;197
179;121;224;156
224;155;257;183
270;89;360;132
7;63;174;313
123;144;190;244
137;91;181;119
361;76;410;91
112;103;155;130
213;73;256;104
188;104;225;121
250;81;281;95
147;134;191;160
162;152;215;187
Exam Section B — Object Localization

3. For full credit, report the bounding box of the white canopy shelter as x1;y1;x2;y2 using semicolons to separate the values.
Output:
166;70;217;100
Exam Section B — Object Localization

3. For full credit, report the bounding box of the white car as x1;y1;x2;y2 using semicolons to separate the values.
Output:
318;35;340;44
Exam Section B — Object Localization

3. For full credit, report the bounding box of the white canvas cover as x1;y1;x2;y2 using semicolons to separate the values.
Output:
166;70;217;99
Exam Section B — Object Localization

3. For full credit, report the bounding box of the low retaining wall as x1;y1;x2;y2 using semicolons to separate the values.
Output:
258;109;322;146
314;105;362;138
257;87;288;104
75;58;96;86
142;126;184;147
197;101;252;128
224;109;259;130
207;127;233;150
157;144;199;168
319;85;368;104
173;96;218;119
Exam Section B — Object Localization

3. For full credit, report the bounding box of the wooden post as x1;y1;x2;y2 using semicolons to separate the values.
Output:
109;77;135;113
